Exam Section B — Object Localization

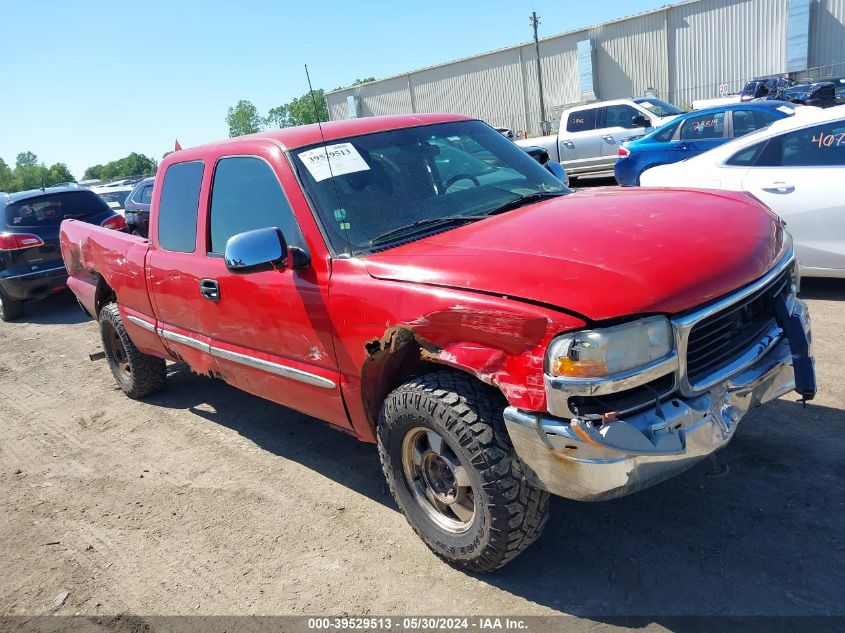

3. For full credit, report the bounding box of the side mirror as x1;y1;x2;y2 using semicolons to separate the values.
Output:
545;161;567;183
224;227;297;274
523;145;550;165
631;114;651;128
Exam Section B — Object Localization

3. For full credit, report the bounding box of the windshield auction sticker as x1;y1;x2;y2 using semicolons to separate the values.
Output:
299;142;371;182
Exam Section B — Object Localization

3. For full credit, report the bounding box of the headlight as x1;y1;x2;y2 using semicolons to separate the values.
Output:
789;260;801;295
547;316;674;379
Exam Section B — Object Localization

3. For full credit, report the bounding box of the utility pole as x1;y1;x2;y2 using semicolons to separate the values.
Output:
530;11;548;135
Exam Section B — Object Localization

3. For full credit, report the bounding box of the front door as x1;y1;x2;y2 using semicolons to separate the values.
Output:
600;103;647;167
192;151;349;429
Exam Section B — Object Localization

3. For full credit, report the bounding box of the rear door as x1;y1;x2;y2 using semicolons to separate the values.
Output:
146;159;214;372
741;120;845;273
4;190;112;274
667;111;728;160
557;106;605;175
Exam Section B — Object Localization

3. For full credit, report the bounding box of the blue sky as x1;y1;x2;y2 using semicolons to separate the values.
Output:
0;0;668;178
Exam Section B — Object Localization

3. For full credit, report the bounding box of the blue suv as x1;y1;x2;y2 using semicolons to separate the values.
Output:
615;102;797;186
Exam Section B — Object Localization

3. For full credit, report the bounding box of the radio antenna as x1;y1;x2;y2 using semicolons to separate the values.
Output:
304;64;352;255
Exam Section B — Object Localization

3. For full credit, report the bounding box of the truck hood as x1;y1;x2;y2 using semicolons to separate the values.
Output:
364;188;786;322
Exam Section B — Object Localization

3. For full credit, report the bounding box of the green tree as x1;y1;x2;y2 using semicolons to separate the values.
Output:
83;164;104;180
45;163;75;186
265;89;328;129
0;157;15;192
16;151;39;169
265;104;291;129
82;154;156;182
333;77;376;91
226;99;263;137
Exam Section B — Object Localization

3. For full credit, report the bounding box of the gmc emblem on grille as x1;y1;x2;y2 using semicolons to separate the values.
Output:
732;304;755;335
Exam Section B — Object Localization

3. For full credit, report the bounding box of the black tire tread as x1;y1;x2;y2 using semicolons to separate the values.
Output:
0;286;24;322
378;370;549;573
99;303;165;399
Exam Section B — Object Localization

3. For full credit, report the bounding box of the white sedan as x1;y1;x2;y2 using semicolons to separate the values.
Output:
640;105;845;278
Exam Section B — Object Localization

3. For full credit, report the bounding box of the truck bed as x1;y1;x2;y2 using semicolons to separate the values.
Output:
59;219;156;323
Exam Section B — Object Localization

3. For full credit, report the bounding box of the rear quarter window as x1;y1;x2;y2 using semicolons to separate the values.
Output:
158;161;204;252
5;190;110;228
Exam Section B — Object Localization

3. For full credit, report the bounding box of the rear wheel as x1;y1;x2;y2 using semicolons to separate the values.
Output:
0;287;24;322
377;370;550;572
99;303;166;398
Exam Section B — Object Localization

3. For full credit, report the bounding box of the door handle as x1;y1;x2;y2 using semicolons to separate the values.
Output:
561;140;575;147
602;135;616;143
199;279;220;302
761;182;795;194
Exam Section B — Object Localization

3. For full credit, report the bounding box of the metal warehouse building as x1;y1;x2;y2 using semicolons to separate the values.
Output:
327;0;845;136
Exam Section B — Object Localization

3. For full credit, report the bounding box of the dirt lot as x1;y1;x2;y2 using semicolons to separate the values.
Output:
1;276;843;627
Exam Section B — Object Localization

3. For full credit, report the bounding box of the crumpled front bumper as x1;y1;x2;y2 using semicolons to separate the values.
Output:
504;298;813;502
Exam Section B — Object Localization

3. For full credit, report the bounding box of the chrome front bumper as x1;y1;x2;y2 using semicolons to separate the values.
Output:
504;298;812;502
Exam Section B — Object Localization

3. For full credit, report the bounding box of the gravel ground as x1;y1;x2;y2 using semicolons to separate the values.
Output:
1;276;843;629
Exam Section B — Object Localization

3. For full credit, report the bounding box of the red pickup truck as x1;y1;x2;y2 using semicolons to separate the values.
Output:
60;113;815;572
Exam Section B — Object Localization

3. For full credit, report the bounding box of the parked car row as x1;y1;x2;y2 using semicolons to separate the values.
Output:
514;97;684;180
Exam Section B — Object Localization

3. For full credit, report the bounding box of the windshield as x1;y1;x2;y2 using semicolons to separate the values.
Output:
98;190;130;206
292;120;569;255
634;98;682;117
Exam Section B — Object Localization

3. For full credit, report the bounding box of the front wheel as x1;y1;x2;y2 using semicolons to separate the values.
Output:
99;303;166;398
377;371;549;572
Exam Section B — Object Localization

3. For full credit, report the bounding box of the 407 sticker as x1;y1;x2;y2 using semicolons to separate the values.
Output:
810;132;845;148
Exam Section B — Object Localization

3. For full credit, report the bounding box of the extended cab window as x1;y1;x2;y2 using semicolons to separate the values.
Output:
158;161;204;253
209;157;301;254
566;109;597;133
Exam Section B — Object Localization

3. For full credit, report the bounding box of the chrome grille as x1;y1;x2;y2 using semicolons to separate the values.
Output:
686;268;791;383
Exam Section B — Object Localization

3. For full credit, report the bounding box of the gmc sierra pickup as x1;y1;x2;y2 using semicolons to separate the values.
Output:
60;114;816;572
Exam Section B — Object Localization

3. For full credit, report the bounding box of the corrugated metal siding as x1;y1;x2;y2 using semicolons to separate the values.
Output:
810;0;845;73
668;0;788;106
522;36;581;124
592;10;670;100
410;48;524;131
327;0;845;134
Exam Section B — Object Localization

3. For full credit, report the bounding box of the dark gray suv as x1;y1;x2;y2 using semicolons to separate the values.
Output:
123;176;155;237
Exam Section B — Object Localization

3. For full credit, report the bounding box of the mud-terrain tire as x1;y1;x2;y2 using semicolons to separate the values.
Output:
377;370;550;572
0;287;24;322
99;303;165;399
